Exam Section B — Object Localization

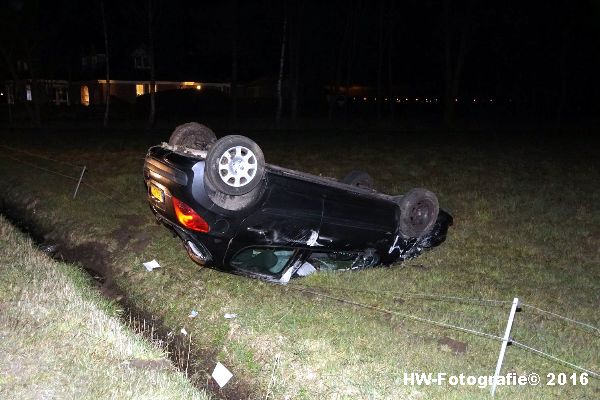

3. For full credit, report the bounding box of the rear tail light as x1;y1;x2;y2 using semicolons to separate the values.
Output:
172;197;210;233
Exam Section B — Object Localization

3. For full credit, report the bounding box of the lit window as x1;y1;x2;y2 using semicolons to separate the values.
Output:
80;85;89;106
136;84;145;96
26;84;32;101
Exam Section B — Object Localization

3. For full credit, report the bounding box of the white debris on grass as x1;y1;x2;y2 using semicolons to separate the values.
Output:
212;362;233;388
188;310;198;318
180;328;188;336
224;313;238;319
143;259;162;271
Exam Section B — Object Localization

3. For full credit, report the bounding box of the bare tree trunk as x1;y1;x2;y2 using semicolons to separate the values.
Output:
276;13;287;125
101;0;110;128
0;46;35;124
27;60;42;127
443;0;469;127
443;0;454;126
147;0;156;129
344;1;361;119
290;2;304;123
387;1;395;118
556;31;567;124
231;0;238;123
376;0;384;120
330;2;352;120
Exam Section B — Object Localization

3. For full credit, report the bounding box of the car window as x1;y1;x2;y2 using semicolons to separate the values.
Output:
304;251;360;273
231;248;295;275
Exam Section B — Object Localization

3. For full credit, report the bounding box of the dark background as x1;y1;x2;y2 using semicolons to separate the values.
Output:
1;0;599;125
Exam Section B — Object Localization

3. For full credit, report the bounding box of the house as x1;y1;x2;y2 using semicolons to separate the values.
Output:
3;45;230;107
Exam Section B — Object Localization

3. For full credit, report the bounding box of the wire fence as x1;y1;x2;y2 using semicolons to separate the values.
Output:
288;283;600;381
0;146;128;201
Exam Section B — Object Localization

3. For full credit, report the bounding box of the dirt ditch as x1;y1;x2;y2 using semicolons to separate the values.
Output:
0;196;253;400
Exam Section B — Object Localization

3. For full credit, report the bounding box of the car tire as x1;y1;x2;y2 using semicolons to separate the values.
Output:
168;122;217;151
204;135;265;196
395;188;439;238
341;170;374;189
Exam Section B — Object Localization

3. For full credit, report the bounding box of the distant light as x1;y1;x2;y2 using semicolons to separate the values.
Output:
473;98;477;103
396;97;399;101
363;97;367;101
425;98;428;102
405;98;408;101
196;84;202;90
489;98;494;103
0;92;3;96
415;98;419;101
384;97;388;101
353;97;356;100
454;98;458;102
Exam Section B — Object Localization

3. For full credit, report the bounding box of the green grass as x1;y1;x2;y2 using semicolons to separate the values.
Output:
0;215;210;400
0;126;598;399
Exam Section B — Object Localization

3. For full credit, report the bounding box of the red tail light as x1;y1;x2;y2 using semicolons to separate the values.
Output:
172;197;210;233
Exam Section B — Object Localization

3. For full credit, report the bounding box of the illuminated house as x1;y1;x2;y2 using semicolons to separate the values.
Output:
76;46;229;106
3;46;229;107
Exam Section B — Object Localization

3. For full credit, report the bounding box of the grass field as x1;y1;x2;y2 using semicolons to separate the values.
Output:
0;215;210;399
0;124;598;399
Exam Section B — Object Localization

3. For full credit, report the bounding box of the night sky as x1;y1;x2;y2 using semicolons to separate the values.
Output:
2;0;600;117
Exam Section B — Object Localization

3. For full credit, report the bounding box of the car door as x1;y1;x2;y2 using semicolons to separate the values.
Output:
319;187;397;251
232;173;324;247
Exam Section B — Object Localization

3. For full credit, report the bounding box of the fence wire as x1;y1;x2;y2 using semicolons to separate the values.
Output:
0;144;83;169
1;153;115;200
287;284;600;381
291;282;513;307
292;283;600;335
287;284;504;342
512;340;600;379
522;303;600;336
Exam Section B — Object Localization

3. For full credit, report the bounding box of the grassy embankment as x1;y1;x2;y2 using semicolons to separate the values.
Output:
0;215;210;399
0;125;598;399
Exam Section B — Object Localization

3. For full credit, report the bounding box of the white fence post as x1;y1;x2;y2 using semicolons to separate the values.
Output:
72;166;87;199
491;297;521;396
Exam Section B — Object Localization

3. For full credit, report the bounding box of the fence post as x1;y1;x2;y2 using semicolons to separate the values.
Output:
72;166;87;199
491;297;521;396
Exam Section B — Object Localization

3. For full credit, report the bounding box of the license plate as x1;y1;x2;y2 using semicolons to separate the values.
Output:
150;184;164;203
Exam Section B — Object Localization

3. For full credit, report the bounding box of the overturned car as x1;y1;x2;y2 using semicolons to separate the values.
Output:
143;123;452;283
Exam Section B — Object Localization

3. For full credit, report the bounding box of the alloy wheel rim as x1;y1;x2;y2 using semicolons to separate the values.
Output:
217;145;257;187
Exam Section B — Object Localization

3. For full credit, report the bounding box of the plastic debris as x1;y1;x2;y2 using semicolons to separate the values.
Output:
188;310;198;318
212;362;233;388
143;259;161;271
39;243;58;254
180;328;188;336
224;313;238;319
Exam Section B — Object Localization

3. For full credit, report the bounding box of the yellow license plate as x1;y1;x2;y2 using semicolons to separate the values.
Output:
150;184;164;203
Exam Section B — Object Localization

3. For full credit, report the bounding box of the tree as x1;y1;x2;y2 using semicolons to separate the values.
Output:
376;0;385;120
231;0;238;123
276;11;287;125
443;0;470;127
289;1;305;122
146;0;156;129
100;0;111;128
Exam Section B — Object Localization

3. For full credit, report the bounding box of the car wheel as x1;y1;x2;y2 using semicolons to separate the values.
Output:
395;188;439;238
205;135;265;196
341;170;374;189
168;122;217;151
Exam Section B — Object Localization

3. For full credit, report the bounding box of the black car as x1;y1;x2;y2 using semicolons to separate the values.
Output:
143;123;452;283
